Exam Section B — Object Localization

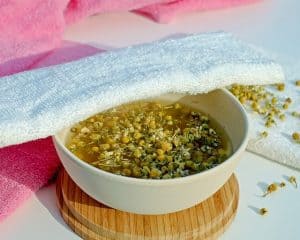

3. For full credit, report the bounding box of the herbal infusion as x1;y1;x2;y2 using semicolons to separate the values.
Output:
67;101;231;179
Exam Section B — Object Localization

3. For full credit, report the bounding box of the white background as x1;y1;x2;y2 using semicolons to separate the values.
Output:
1;1;300;239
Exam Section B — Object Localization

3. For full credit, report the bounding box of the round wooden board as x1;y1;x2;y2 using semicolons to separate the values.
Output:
56;169;239;240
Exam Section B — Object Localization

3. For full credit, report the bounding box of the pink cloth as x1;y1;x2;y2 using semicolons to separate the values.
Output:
0;0;260;221
0;42;101;221
137;0;260;23
0;0;260;75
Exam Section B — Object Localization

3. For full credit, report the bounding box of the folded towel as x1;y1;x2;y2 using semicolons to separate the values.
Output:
247;59;300;168
0;33;283;148
0;0;259;76
0;32;284;222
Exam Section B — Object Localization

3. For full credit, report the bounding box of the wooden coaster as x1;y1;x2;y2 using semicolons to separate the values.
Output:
56;169;239;240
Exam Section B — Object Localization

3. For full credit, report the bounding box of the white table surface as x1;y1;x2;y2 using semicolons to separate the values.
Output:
1;1;300;239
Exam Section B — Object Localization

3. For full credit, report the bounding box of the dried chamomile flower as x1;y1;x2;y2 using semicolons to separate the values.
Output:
70;127;78;133
292;132;300;143
239;96;246;104
292;111;300;117
263;183;278;197
259;208;268;216
288;176;297;188
279;182;286;187
296;80;300;86
282;103;289;110
91;146;99;153
260;131;268;138
271;97;277;104
265;119;276;128
279;114;286;121
228;84;291;131
285;97;292;104
276;83;285;91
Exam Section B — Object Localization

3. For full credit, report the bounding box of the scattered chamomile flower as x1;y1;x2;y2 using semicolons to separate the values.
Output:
263;183;278;197
260;131;268;138
289;176;297;188
282;103;289;110
228;84;291;131
276;83;285;91
279;182;286;187
279;114;286;121
259;208;268;216
292;132;300;143
285;97;292;104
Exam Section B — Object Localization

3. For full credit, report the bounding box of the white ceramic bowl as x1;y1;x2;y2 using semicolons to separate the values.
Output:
53;89;249;215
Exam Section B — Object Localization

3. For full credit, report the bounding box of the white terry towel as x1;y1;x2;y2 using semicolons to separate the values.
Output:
247;60;300;169
1;32;291;167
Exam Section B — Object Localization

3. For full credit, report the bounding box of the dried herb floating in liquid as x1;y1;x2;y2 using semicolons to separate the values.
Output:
67;101;232;179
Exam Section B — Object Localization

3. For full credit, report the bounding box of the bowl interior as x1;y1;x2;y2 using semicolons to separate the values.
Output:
56;89;248;164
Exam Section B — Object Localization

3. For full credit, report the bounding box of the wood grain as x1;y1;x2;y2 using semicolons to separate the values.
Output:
56;169;239;240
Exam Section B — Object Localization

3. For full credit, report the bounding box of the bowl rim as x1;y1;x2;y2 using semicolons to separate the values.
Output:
53;88;249;185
